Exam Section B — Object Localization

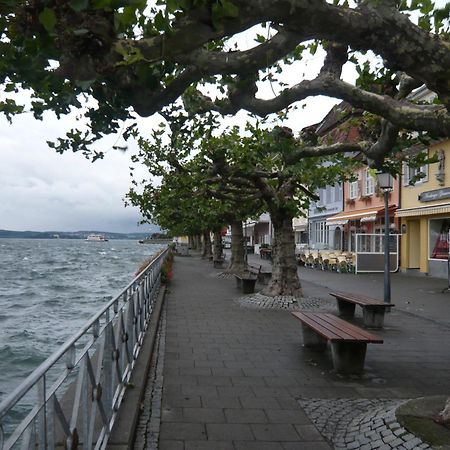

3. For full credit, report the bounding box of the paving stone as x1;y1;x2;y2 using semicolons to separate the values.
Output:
184;441;234;450
224;408;268;424
206;424;254;441
160;423;207;441
182;408;226;423
234;442;284;450
158;441;184;450
251;424;301;441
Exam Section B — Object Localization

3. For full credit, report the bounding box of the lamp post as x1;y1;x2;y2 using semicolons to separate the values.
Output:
376;172;394;304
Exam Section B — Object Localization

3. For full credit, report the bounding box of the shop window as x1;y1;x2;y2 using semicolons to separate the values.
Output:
430;219;450;260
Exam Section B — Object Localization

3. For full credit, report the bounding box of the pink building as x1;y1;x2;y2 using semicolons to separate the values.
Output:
327;167;400;251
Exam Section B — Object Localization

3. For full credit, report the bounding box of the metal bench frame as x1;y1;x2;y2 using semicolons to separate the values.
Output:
291;311;383;374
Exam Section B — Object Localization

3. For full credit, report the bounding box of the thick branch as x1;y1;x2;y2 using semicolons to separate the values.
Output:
204;75;450;136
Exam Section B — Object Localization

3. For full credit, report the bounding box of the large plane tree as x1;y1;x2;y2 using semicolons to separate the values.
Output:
1;1;450;165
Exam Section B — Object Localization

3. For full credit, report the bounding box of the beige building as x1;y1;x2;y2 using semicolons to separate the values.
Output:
397;139;450;278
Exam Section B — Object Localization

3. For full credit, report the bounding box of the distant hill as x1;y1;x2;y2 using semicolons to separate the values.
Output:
0;228;160;240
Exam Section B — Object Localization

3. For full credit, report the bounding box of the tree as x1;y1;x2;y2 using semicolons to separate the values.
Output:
2;1;450;166
128;123;265;272
201;125;358;297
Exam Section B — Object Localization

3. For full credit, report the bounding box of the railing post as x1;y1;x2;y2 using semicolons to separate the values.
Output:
36;376;47;450
103;310;113;423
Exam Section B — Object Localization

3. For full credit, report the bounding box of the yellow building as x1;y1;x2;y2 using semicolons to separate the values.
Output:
397;139;450;278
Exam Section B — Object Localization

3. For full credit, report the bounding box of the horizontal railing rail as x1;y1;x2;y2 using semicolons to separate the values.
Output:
0;247;169;450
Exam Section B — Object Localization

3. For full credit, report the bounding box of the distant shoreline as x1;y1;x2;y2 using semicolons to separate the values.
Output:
0;230;158;240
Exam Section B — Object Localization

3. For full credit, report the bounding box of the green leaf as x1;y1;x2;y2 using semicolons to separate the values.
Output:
92;0;112;8
154;11;169;31
38;8;57;33
70;0;89;12
221;0;239;17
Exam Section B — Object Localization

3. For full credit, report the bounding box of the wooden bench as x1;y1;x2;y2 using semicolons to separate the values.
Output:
291;311;383;375
329;291;394;329
248;264;272;285
235;273;258;294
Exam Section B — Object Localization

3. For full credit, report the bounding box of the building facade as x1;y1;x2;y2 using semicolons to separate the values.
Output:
308;183;344;250
397;139;450;278
327;168;400;252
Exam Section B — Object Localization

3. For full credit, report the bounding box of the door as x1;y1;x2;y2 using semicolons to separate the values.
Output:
408;220;420;268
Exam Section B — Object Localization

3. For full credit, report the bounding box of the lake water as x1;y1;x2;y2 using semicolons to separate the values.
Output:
0;239;165;404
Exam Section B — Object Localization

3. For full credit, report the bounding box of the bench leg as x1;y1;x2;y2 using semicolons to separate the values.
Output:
242;279;256;294
301;325;327;351
235;277;242;288
331;342;367;375
363;306;385;328
337;300;356;318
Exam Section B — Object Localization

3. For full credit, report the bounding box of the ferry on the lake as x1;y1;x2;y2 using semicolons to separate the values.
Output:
86;234;108;242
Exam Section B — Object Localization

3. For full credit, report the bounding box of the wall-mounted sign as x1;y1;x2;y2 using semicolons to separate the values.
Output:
419;187;450;202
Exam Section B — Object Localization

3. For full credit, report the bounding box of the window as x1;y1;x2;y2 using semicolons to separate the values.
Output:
349;181;358;199
403;152;429;186
430;219;450;260
334;184;342;202
364;170;375;196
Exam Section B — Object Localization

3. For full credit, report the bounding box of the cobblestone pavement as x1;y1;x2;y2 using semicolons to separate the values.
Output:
235;292;330;310
299;398;432;450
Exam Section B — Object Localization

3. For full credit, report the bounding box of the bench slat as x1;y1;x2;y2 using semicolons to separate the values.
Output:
316;313;383;342
300;313;373;342
330;291;395;307
291;312;383;343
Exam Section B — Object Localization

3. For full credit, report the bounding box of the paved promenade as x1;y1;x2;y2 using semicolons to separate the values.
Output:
138;253;450;450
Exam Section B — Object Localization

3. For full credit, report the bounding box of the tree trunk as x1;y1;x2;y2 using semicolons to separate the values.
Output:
188;235;194;249
191;234;200;250
263;215;302;297
213;230;223;261
225;220;246;273
202;230;212;259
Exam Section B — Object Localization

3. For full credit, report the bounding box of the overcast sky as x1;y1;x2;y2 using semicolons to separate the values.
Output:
0;110;162;233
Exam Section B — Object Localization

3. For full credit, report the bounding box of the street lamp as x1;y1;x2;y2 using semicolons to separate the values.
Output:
376;171;394;304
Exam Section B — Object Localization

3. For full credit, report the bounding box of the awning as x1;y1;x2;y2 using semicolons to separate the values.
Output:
327;219;348;226
396;202;450;217
360;215;377;223
327;205;397;224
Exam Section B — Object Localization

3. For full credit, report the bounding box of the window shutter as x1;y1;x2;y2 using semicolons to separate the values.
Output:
402;162;409;186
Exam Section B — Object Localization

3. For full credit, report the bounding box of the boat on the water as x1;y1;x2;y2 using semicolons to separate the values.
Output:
86;234;109;242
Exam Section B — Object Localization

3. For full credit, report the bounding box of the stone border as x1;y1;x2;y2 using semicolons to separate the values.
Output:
235;292;330;311
298;398;432;450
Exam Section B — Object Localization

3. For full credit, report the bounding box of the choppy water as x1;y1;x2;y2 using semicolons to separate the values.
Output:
0;238;164;404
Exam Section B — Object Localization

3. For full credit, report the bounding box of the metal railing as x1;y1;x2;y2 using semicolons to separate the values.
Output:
0;248;169;450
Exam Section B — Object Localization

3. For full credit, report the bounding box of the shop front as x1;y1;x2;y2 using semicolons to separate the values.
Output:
328;206;398;252
397;203;450;278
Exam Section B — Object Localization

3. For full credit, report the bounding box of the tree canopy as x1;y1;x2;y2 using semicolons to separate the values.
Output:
2;0;450;166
